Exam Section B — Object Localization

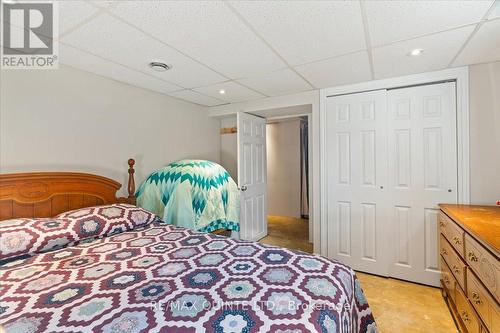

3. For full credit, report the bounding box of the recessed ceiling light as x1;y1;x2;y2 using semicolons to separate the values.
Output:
219;89;226;94
149;62;171;72
409;48;423;56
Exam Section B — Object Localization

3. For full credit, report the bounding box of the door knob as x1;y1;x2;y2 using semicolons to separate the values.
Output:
448;189;452;192
240;186;247;191
380;186;384;189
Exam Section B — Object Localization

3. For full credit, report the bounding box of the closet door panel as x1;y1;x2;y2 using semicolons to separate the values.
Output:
387;82;458;286
325;90;389;276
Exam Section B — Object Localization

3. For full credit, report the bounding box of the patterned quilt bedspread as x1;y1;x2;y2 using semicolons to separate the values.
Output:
0;223;376;333
136;160;240;233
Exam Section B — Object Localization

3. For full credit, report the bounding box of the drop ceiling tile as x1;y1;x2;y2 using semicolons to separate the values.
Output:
194;81;265;103
372;26;474;79
237;69;312;96
294;51;372;88
60;13;225;88
453;19;500;66
87;1;118;9
365;0;493;46
110;1;286;78
59;44;181;94
168;90;226;107
489;1;500;19
58;1;101;36
229;1;366;65
0;1;99;37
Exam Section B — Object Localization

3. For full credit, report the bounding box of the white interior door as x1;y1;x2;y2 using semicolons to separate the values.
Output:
237;112;267;241
325;90;390;276
387;82;457;286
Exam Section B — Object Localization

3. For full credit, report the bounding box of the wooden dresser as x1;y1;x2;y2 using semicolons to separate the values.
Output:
439;204;500;333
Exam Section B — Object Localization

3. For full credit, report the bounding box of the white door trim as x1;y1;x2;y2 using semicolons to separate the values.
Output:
320;66;470;210
307;114;313;244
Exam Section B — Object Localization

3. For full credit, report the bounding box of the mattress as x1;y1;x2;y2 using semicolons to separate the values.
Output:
0;222;377;333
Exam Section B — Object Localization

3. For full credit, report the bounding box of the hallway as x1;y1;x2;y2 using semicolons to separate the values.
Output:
259;215;313;253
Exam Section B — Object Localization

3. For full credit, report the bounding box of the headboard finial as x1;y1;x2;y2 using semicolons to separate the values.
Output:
127;158;136;204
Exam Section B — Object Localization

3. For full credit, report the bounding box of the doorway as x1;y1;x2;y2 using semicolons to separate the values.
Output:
260;116;312;253
218;104;315;252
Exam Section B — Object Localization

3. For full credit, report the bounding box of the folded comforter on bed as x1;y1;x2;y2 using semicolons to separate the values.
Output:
136;160;240;233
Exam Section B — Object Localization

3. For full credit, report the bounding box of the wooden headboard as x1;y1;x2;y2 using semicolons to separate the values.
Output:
0;159;136;221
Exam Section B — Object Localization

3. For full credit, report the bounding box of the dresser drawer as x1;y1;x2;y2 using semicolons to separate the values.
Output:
456;287;481;333
467;269;500;333
441;257;456;303
439;212;465;257
492;300;500;333
440;234;466;290
465;234;500;303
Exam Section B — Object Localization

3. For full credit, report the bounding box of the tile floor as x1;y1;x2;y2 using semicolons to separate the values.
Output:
357;272;458;332
259;215;313;253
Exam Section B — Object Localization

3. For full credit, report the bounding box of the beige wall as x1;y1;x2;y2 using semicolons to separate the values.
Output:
220;116;238;182
469;62;500;205
0;65;220;196
267;119;301;218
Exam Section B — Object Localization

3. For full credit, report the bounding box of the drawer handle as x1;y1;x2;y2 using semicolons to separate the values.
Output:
471;292;482;305
468;251;478;262
461;311;470;323
443;276;450;284
452;236;461;245
439;220;446;227
452;265;460;274
441;248;448;256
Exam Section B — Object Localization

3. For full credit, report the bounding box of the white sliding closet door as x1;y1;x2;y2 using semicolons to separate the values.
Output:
325;90;390;276
387;82;457;286
324;82;458;286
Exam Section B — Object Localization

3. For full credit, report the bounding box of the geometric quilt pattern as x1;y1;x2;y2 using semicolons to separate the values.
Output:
136;160;240;233
0;204;157;263
0;222;377;332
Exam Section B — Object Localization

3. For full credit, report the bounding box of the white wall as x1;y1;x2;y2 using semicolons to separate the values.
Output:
219;116;238;182
266;119;301;218
469;61;500;205
0;65;220;195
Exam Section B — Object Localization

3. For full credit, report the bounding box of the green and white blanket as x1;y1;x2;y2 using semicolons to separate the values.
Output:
136;160;240;232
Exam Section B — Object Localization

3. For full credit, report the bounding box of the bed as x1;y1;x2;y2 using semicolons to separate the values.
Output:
0;160;377;333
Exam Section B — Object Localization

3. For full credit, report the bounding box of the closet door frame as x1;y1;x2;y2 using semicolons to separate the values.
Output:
319;67;470;261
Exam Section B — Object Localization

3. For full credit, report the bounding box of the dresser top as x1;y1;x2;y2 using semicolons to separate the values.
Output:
440;204;500;255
